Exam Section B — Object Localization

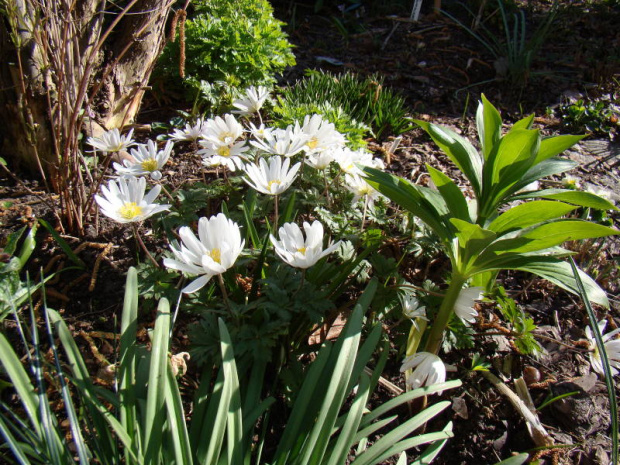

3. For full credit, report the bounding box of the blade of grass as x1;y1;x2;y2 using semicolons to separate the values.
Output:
165;366;193;465
143;297;171;461
0;414;32;464
570;257;618;465
38;219;85;268
410;421;454;465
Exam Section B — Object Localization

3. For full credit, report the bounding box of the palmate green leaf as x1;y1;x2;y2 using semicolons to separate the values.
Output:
535;134;584;164
362;167;453;242
484;220;618;256
427;165;470;222
487;201;578;235
414;120;483;196
476;94;502;160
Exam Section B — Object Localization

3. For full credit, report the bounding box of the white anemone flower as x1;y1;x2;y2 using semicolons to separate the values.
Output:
199;140;249;171
335;147;384;175
88;128;135;153
114;140;173;180
400;352;447;391
200;114;244;146
248;122;272;140
250;123;309;157
585;320;620;376
243;156;300;195
163;213;245;294
306;146;338;170
170;118;208;141
301;114;346;154
232;86;270;116
270;220;341;269
400;294;428;322
344;174;383;208
454;286;483;325
95;176;170;224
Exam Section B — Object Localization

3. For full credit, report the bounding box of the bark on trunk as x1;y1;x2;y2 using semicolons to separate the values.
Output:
0;0;174;172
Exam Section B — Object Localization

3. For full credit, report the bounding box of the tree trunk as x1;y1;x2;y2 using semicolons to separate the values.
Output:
0;0;175;171
0;0;176;233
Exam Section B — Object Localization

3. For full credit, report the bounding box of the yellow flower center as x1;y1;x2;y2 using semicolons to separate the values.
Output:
207;248;221;264
217;146;231;157
118;202;143;220
141;158;158;172
267;180;281;191
307;138;319;150
296;247;307;255
219;131;234;142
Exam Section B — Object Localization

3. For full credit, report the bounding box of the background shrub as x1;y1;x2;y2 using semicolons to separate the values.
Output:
156;0;296;110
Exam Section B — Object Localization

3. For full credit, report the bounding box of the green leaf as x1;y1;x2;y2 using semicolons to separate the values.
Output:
534;189;619;211
38;219;85;268
165;366;193;465
508;158;578;196
476;94;502;160
487;128;539;189
219;319;243;465
493;453;530;465
143;298;171;461
512;113;535;130
487;201;578;235
427;165;470;222
18;222;37;270
362;167;453;242
535;134;584;164
450;219;496;271
486;220;618;255
415;120;483;196
410;421;454;465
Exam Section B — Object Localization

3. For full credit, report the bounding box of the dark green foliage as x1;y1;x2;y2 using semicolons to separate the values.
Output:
555;97;619;140
156;0;295;109
189;264;335;366
276;70;412;140
494;286;542;356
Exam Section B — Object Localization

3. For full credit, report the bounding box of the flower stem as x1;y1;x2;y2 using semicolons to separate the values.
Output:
218;274;234;318
423;273;466;355
323;169;332;207
273;194;279;232
133;224;160;268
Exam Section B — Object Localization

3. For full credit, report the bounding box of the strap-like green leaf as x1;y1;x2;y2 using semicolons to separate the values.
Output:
415;120;483;196
362;167;453;242
534;189;619;211
428;165;471;222
535;134;584;164
476;94;502;160
487;201;578;235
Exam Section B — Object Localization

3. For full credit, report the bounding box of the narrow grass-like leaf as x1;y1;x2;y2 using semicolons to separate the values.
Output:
368;430;454;465
42;304;91;464
327;374;371;465
143;297;171;461
352;401;451;465
119;268;141;460
0;414;32;464
242;193;261;249
273;344;333;465
299;302;364;465
410;421;453;465
218;319;243;465
38;219;85;268
282;190;297;224
3;226;26;256
493;453;530;465
18;222;37;270
359;381;462;427
165;366;193;465
0;334;40;435
570;258;618;465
